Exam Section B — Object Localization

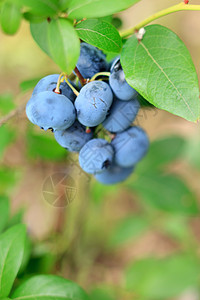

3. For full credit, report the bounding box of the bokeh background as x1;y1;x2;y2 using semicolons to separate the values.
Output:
1;0;200;299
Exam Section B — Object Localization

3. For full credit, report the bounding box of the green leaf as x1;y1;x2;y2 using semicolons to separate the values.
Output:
0;2;21;35
136;136;186;173
109;216;148;247
130;172;199;214
89;288;115;300
183;134;200;171
67;0;141;19
0;94;15;114
6;209;24;229
0;167;19;194
48;18;80;73
111;17;122;29
9;0;58;17
76;19;122;53
26;128;67;161
26;252;55;274
126;255;200;299
121;25;200;122
160;216;194;244
0;196;9;233
11;275;89;300
0;224;26;297
30;21;51;57
23;12;45;23
58;0;70;11
18;236;32;274
0;127;15;159
20;77;42;92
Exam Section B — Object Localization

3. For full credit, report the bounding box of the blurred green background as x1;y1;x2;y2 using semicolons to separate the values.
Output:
1;0;200;299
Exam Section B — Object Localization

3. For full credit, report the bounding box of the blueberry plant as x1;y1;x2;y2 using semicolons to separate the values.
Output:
1;0;200;299
1;0;200;184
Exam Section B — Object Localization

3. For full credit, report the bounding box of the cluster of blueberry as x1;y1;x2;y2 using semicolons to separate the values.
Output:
26;43;149;185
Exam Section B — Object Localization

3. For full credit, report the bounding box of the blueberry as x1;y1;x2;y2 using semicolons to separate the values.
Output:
75;81;113;127
111;126;149;168
109;58;137;101
76;43;108;79
54;121;93;152
32;74;76;102
102;96;140;133
26;91;76;131
95;163;134;185
79;138;114;174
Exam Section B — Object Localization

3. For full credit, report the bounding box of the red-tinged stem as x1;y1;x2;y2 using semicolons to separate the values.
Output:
74;67;87;86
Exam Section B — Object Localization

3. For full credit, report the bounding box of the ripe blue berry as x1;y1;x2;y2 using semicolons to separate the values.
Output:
32;74;76;102
111;126;149;168
79;138;114;174
95;164;134;185
102;96;140;133
109;58;137;101
26;91;76;131
76;43;108;79
54;121;93;152
75;81;113;127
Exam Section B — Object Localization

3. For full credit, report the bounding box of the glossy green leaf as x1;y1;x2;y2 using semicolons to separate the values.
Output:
9;0;58;17
48;18;80;73
11;275;89;300
131;172;199;214
18;236;32;274
126;255;200;299
30;21;51;57
67;0;141;19
121;25;200;122
0;224;26;297
109;216;148;247
0;2;21;35
0;196;9;233
76;19;122;53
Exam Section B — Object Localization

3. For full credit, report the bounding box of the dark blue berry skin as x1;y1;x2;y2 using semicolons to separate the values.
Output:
32;74;76;102
76;43;108;79
109;58;137;101
26;91;76;131
111;126;149;168
54;121;93;152
79;138;114;174
95;164;134;185
102;96;140;133
75;81;113;127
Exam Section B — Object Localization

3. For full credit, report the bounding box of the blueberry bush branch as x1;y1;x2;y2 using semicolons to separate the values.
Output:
0;102;26;127
120;1;200;38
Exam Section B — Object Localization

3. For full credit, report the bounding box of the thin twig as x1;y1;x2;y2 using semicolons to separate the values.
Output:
0;103;26;127
120;1;200;38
